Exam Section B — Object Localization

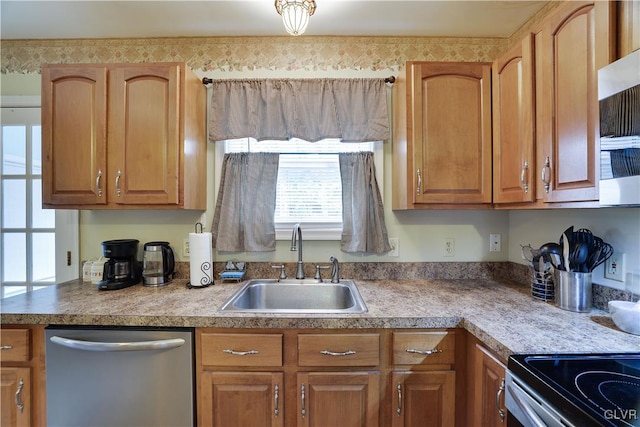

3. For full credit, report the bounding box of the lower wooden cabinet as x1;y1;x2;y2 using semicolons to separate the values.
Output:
0;367;31;427
197;328;460;427
297;372;379;427
201;371;284;427
0;325;46;427
466;336;508;426
391;371;455;427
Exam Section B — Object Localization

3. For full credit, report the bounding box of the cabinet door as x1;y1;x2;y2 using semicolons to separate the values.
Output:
297;371;379;427
200;371;283;427
410;62;492;205
42;65;108;206
472;345;507;427
492;35;535;204
0;367;31;427
535;1;614;203
109;64;180;205
391;371;455;427
618;0;640;58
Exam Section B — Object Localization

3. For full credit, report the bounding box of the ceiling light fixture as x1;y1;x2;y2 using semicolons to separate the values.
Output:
274;0;317;36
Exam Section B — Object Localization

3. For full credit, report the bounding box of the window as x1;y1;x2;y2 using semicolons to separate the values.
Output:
1;101;78;298
218;138;382;240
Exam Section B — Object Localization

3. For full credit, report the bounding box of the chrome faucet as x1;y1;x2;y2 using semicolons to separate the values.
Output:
330;256;340;283
291;224;305;279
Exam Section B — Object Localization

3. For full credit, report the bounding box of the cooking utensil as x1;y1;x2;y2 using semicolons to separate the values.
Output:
561;232;572;271
569;242;589;272
539;242;562;269
591;242;614;270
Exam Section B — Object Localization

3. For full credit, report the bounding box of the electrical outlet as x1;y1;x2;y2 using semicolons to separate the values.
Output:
444;238;455;257
489;233;501;252
605;253;624;282
388;238;399;257
183;238;190;257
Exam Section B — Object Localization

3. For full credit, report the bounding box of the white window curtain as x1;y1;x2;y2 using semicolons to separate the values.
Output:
209;78;391;254
339;152;391;254
208;78;389;143
212;152;280;252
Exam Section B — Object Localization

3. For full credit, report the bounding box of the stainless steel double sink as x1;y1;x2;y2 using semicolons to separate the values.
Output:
219;279;368;314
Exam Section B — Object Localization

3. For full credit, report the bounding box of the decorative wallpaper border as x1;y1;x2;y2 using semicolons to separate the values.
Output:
1;36;507;74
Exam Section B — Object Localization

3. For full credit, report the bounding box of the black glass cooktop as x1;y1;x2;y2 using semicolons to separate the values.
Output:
509;353;640;427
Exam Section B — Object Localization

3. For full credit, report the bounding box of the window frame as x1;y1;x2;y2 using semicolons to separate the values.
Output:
214;138;384;240
1;97;79;298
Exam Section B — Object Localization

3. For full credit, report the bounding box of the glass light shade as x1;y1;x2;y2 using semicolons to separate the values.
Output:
275;0;316;36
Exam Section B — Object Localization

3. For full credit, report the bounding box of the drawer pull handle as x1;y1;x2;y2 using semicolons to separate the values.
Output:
416;168;422;195
274;383;279;417
15;378;24;413
396;383;402;415
405;348;441;355
496;378;505;423
223;349;259;356
520;161;529;193
541;157;551;193
1;345;13;350
115;170;122;197
320;350;356;357
301;383;306;418
96;169;103;197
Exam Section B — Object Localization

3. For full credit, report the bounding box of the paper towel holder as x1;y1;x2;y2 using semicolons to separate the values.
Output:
186;222;213;289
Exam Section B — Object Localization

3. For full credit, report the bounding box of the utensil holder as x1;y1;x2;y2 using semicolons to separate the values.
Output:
554;270;592;312
529;266;555;302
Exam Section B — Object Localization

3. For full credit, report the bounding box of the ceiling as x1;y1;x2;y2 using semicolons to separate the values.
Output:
1;0;548;40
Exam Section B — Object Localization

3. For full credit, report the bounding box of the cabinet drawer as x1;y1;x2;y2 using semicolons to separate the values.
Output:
200;333;283;367
298;334;380;367
392;331;455;366
0;329;31;362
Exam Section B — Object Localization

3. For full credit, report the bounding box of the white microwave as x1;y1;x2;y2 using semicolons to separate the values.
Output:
598;49;640;207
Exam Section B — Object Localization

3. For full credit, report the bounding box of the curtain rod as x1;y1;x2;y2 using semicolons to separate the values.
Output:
201;76;395;85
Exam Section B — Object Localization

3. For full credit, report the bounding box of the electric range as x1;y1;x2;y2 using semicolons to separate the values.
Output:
506;353;640;427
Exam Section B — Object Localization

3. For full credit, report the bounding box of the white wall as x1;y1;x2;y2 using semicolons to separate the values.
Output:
509;209;640;293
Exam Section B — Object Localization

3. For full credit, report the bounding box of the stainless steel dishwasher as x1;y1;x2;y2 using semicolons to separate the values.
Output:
45;326;194;427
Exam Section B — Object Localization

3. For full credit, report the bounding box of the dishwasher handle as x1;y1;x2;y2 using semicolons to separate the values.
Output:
50;335;186;352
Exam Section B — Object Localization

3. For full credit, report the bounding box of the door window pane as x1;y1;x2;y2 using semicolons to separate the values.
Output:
3;233;26;282
32;179;54;228
2;125;26;174
31;125;42;174
2;179;26;228
32;232;55;282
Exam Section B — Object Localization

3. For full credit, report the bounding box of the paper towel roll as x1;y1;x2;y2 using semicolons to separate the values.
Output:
189;232;213;287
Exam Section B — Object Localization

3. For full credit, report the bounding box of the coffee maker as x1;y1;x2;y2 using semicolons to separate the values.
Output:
98;239;141;290
142;241;175;286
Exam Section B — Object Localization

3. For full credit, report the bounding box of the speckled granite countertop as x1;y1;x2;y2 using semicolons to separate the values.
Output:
1;278;639;361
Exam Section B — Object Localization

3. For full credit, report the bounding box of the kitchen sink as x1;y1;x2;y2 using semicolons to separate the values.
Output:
218;279;368;313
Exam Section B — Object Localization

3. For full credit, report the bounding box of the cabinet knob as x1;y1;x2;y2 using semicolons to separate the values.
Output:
416;169;422;195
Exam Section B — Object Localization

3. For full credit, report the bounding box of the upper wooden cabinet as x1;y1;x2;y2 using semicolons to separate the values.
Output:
533;1;615;204
392;62;493;209
41;62;206;210
617;0;640;57
492;34;535;205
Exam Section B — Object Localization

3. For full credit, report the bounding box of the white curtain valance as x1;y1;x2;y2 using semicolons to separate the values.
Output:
208;78;390;143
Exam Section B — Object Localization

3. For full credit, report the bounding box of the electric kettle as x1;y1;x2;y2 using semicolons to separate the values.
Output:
142;241;175;286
